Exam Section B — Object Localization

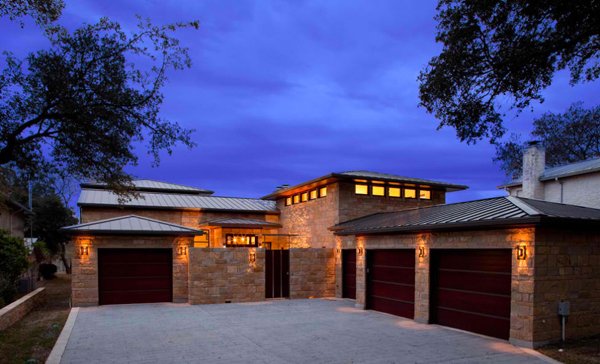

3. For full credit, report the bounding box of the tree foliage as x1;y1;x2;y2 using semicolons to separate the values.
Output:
495;103;600;179
0;229;29;304
419;1;600;143
0;17;199;196
0;0;64;25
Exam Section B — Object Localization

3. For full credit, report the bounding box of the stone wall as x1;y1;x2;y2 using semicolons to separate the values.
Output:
277;183;339;248
289;248;335;299
0;287;46;331
532;226;600;345
188;248;265;304
337;181;445;223
339;227;536;345
70;235;192;306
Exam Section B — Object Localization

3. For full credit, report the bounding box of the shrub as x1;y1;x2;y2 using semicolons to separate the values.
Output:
39;263;58;280
0;230;29;303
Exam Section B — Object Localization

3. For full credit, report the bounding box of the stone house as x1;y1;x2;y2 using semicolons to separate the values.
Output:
0;197;30;238
63;170;600;348
499;141;600;208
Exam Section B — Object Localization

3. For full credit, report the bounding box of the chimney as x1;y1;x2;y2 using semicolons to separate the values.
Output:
521;141;545;199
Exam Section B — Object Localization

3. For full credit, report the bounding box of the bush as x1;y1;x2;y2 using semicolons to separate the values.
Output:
0;230;29;303
39;263;58;280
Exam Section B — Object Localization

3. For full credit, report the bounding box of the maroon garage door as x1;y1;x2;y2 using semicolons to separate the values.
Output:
342;249;356;299
366;249;415;319
98;249;173;305
430;249;511;340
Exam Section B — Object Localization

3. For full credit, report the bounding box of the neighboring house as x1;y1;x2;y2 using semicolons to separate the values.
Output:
0;197;30;238
499;141;600;208
62;169;600;348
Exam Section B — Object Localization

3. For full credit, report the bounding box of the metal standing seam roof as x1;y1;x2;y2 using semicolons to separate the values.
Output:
80;179;214;195
78;189;278;212
332;196;600;235
498;157;600;188
202;218;282;228
61;215;203;235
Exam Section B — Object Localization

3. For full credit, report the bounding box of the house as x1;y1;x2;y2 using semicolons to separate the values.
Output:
499;141;600;208
0;196;30;238
62;169;600;348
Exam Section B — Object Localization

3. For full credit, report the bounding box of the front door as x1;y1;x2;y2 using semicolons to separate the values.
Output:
265;249;289;298
342;249;356;299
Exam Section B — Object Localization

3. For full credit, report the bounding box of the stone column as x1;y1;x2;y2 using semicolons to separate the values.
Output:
522;141;546;199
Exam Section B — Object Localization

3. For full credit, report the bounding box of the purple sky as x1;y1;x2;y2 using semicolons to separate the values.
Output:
2;1;598;203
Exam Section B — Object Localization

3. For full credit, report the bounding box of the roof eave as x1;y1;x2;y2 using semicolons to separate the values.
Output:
63;230;201;236
77;202;279;214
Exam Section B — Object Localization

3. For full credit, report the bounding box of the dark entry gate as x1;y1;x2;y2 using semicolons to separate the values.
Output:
265;249;289;298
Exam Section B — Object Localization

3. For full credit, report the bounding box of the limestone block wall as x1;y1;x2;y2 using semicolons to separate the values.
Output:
532;226;600;344
289;248;335;299
0;287;46;331
71;235;192;306
188;248;265;304
277;183;339;248
350;227;535;345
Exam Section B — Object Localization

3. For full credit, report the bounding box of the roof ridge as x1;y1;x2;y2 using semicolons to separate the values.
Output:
62;214;199;232
505;196;542;216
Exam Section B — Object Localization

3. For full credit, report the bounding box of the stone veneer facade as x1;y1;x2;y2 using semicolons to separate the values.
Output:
289;249;335;299
277;181;445;249
188;248;265;304
335;225;600;348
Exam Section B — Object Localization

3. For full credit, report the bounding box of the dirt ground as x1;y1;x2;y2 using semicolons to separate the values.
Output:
538;335;600;364
0;273;71;364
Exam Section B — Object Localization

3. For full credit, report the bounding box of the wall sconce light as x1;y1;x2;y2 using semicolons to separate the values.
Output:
79;245;89;257
336;248;341;254
357;247;364;256
177;246;188;256
516;245;527;260
418;246;427;258
249;251;256;263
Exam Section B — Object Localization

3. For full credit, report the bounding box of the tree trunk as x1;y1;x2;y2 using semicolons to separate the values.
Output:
60;243;71;274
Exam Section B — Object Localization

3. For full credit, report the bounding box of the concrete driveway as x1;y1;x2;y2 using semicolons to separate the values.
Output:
58;299;553;363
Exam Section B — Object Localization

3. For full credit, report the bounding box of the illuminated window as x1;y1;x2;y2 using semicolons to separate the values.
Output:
301;192;308;202
293;195;300;204
372;180;385;184
405;188;416;198
310;190;318;200
388;187;401;197
372;185;385;196
420;190;431;200
355;184;368;195
225;234;258;247
194;233;209;248
319;186;327;197
285;197;292;206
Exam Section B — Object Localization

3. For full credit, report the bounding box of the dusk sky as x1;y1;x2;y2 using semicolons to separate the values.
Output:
2;1;598;203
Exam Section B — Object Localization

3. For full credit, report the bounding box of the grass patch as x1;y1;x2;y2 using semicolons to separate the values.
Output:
539;335;600;364
0;274;71;364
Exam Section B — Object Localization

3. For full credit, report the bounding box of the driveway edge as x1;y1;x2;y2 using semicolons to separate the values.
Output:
46;307;79;364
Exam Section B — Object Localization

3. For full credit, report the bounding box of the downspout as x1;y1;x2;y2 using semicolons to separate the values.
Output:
554;178;564;203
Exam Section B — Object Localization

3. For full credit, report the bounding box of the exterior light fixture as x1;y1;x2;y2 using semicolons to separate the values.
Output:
336;248;341;254
177;246;188;256
249;251;256;263
418;246;426;258
79;245;89;257
516;245;527;260
357;247;364;256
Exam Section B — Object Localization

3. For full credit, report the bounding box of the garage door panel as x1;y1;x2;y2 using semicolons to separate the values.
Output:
369;281;414;302
436;308;510;341
99;263;172;277
370;266;414;285
369;296;414;318
98;249;173;305
436;289;511;318
431;249;511;340
367;249;415;319
437;270;511;295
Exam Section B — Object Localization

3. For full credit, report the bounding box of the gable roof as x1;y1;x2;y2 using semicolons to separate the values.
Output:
332;196;600;235
61;215;203;235
80;179;214;195
78;189;278;213
262;170;468;199
499;157;600;188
